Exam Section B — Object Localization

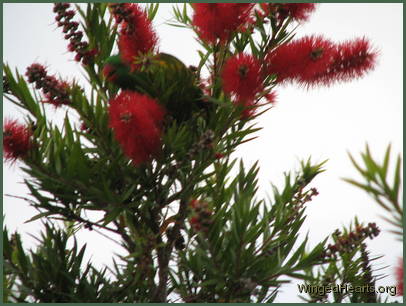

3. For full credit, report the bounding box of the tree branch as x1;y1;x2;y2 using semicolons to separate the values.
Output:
153;198;188;302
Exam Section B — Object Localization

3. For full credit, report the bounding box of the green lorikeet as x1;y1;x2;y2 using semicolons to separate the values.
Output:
103;53;210;123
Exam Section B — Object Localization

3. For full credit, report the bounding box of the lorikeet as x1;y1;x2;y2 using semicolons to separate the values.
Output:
103;53;210;123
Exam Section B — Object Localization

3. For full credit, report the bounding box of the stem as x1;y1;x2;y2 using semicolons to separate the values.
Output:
211;44;218;97
65;211;121;235
211;42;227;98
5;195;122;237
153;156;211;301
153;198;189;302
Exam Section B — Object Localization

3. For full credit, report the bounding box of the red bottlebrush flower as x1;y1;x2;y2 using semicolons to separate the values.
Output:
112;3;158;71
222;53;263;101
222;53;263;117
108;90;165;165
261;3;317;22
25;64;71;107
192;3;254;44
396;258;404;296
313;37;378;86
267;35;334;84
3;118;32;163
279;3;317;21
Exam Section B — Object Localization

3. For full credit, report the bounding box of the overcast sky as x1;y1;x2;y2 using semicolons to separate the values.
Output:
3;3;403;302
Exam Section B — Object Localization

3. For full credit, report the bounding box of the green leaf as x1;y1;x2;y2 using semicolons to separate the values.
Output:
393;154;401;202
102;208;122;226
347;151;371;180
14;234;29;273
147;3;159;20
286;236;308;266
24;212;56;224
381;144;391;180
120;184;137;203
64;114;74;145
342;178;382;198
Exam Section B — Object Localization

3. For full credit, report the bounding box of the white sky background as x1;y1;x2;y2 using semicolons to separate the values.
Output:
2;3;403;303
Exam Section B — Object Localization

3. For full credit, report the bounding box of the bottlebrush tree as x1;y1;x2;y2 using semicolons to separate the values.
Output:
2;3;400;303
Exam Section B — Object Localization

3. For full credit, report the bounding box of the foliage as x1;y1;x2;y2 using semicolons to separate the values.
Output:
299;144;404;302
3;223;112;302
344;144;403;240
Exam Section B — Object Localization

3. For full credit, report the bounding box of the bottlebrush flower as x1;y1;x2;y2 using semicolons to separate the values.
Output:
222;53;263;118
312;37;378;86
53;3;96;65
108;90;165;165
110;3;158;71
260;3;317;22
192;3;254;44
222;53;263;101
26;63;71;107
396;258;404;296
222;53;263;117
267;35;334;84
3;118;32;163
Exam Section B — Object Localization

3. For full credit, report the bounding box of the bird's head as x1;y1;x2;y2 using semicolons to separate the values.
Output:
102;55;130;83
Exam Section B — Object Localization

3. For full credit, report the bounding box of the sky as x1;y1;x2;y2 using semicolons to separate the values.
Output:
2;3;403;303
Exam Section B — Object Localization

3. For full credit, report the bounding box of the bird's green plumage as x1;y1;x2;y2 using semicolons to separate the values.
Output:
103;53;210;123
